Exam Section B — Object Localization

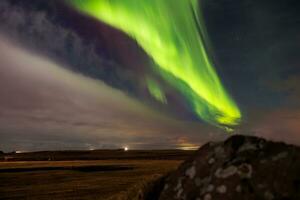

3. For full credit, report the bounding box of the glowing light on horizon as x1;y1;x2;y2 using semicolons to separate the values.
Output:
68;0;241;130
178;146;199;151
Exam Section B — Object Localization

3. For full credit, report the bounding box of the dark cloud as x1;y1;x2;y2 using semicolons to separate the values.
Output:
0;0;139;94
0;36;220;151
252;108;300;145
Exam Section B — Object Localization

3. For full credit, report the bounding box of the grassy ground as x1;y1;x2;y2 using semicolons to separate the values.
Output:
0;160;182;200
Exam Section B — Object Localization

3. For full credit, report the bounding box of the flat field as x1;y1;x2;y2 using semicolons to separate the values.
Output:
0;150;193;200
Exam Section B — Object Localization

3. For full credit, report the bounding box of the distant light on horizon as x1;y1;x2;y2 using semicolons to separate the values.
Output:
176;137;199;150
124;146;129;151
177;146;199;151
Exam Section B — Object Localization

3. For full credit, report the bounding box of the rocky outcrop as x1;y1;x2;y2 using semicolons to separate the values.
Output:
158;135;300;200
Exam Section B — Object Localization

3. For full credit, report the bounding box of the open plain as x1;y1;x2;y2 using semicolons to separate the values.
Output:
0;150;193;200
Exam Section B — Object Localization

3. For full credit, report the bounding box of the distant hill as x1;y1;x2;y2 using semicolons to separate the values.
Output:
0;149;194;161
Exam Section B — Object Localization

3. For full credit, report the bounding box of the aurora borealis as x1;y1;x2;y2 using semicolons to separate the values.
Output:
68;0;241;129
0;0;300;151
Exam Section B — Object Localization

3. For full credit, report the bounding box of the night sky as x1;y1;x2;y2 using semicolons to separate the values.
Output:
0;0;299;152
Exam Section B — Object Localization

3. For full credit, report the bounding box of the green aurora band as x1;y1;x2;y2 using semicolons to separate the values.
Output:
68;0;241;130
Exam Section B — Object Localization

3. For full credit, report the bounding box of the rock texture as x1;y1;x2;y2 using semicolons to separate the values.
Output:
158;135;300;200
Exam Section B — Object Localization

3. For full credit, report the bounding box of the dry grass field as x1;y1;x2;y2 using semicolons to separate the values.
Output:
0;150;193;200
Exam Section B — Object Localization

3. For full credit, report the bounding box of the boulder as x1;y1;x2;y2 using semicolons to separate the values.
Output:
159;135;300;200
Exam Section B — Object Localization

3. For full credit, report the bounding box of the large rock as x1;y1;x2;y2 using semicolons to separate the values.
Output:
158;135;300;200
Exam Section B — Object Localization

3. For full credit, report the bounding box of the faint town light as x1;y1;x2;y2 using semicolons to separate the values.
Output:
178;146;199;151
124;146;129;151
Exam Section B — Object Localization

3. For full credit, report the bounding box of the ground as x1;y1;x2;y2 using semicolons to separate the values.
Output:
0;150;192;200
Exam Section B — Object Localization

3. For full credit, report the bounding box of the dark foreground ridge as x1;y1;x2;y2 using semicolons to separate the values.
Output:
143;135;300;200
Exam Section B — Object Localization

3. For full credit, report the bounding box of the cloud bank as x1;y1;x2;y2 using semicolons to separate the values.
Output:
0;35;219;151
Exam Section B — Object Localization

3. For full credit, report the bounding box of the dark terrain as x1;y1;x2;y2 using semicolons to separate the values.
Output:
0;150;193;200
0;149;193;161
159;135;300;200
2;135;300;200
